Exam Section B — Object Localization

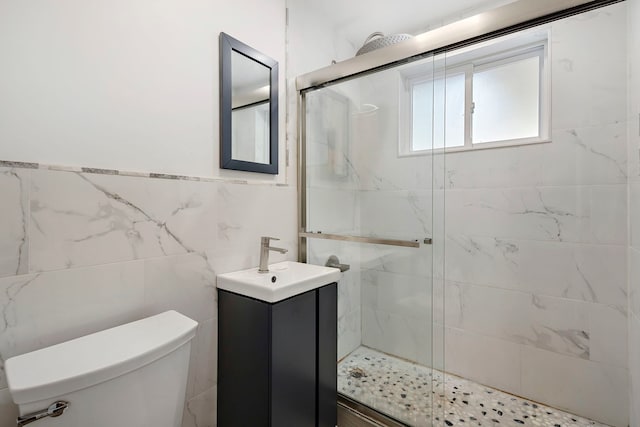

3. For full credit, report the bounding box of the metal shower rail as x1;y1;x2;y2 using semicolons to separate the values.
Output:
300;232;432;248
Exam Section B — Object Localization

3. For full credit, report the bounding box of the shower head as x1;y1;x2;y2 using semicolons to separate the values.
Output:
352;103;379;116
356;32;414;56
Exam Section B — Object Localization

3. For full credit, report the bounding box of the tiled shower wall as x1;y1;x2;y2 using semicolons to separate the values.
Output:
305;90;363;360
304;8;630;425
352;73;435;367
303;82;434;365
628;0;640;425
0;168;297;426
320;3;629;426
440;5;629;426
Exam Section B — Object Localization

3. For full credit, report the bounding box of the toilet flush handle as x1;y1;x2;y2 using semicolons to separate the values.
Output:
16;401;69;426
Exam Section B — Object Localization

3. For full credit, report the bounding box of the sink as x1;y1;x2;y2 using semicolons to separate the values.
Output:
217;261;341;303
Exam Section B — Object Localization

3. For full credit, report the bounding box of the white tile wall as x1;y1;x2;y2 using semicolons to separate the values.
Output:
0;169;28;278
29;170;190;271
302;6;632;425
438;124;627;190
361;306;432;366
443;327;522;394
444;236;627;308
0;262;146;385
307;239;362;360
521;347;628;427
0;167;297;427
360;190;433;240
181;386;217;427
0;389;17;425
588;303;628;368
629;0;640;425
551;7;628;130
433;5;630;425
444;185;627;245
630;313;640;427
632;182;640;249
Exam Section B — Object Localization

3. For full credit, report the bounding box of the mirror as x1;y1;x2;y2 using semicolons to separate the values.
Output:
220;33;278;174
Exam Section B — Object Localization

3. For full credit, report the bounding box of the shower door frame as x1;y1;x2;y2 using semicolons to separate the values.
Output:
297;0;623;263
295;0;626;425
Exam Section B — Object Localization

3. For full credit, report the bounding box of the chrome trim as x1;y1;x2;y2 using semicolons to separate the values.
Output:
297;91;308;263
338;395;407;427
295;0;623;91
300;232;423;248
258;236;288;273
17;401;69;426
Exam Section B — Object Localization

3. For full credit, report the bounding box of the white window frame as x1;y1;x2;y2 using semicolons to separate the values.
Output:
398;29;551;157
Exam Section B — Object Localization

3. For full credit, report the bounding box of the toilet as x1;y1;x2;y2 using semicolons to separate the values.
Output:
5;310;198;427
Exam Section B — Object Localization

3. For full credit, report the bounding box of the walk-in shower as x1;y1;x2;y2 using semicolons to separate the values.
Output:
297;0;629;426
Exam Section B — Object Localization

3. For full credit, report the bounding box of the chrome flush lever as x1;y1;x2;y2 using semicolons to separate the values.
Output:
17;401;69;426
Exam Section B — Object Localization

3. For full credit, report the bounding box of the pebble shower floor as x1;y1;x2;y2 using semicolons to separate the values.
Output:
338;347;609;427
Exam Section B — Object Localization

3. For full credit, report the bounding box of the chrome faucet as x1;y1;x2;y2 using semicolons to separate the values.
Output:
258;236;288;273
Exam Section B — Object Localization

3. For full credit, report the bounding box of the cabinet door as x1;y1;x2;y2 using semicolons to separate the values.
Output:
218;291;271;427
317;283;337;427
271;291;317;427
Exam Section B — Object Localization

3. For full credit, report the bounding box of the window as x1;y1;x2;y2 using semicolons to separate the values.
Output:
400;31;549;155
410;72;466;150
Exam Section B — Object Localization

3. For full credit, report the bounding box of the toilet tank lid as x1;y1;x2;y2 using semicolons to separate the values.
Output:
5;311;198;405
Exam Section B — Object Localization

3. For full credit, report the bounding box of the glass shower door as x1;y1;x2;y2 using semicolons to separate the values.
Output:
301;53;444;426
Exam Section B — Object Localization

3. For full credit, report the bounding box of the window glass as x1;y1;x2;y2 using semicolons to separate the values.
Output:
411;73;465;151
472;54;540;143
402;36;548;156
411;80;434;151
443;73;465;149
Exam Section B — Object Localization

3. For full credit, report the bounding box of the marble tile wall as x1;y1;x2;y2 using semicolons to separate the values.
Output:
305;3;631;426
308;239;362;360
305;86;365;360
628;0;640;425
0;167;297;427
303;3;632;426
436;5;630;427
351;61;437;366
305;67;437;365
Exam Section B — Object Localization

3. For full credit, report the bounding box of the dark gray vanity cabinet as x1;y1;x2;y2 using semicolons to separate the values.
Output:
217;283;337;427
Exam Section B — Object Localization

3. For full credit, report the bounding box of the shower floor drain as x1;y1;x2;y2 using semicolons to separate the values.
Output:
349;367;368;379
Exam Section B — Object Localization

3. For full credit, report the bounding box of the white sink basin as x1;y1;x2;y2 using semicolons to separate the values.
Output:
217;261;341;303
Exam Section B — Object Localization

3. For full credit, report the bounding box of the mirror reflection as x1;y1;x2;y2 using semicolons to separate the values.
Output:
231;52;271;164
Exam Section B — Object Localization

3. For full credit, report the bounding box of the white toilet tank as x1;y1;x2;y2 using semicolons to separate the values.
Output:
5;310;198;427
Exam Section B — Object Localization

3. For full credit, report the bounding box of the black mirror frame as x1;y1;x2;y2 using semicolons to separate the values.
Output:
219;32;279;174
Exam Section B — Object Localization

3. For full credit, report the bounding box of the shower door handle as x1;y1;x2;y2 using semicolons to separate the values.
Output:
300;232;430;248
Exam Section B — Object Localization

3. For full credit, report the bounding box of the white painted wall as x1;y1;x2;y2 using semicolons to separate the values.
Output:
0;1;294;426
0;0;288;183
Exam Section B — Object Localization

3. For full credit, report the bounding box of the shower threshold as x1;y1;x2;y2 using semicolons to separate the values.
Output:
338;346;610;427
